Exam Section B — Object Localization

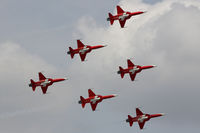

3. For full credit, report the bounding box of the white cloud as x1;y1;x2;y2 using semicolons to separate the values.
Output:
0;42;72;133
1;0;200;132
70;0;200;132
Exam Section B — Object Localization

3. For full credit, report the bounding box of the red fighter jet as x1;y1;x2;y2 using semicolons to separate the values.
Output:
107;5;146;28
78;89;117;111
67;40;107;61
126;108;165;129
117;59;156;81
29;72;67;94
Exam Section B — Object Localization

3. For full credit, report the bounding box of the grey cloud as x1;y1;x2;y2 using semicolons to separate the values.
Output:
66;0;200;132
143;0;163;5
1;0;200;133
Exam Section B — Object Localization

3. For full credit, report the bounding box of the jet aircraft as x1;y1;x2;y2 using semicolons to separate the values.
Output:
117;59;156;81
126;108;164;129
78;89;117;111
67;40;107;61
107;5;146;28
29;72;66;94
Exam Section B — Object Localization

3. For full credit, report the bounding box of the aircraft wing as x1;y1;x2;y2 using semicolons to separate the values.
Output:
117;5;124;14
138;121;146;129
129;73;136;81
88;89;96;97
79;52;87;61
39;72;46;80
41;86;48;94
90;102;98;111
119;19;127;28
127;59;134;67
77;40;85;48
136;108;144;116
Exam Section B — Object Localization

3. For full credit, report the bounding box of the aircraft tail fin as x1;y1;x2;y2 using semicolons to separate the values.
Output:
128;115;134;126
30;79;36;91
119;66;125;78
108;13;114;25
80;96;86;108
69;47;75;58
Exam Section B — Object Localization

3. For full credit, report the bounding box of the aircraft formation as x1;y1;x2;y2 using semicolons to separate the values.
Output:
29;5;164;130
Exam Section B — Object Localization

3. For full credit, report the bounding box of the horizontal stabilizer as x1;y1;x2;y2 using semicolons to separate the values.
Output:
128;115;134;126
30;79;36;91
108;13;114;25
69;47;75;58
80;96;86;108
119;66;125;78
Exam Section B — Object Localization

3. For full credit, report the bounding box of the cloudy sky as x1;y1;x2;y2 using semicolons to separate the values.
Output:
0;0;200;132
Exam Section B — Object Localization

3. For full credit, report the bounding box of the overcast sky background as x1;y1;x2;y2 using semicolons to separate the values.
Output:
0;0;200;132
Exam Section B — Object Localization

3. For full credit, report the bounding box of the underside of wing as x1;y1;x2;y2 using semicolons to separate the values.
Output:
129;73;136;81
119;19;126;28
77;40;85;48
90;102;98;111
88;89;96;97
39;72;46;80
127;59;134;67
138;121;146;129
117;5;124;14
41;86;48;94
79;52;87;61
136;108;144;116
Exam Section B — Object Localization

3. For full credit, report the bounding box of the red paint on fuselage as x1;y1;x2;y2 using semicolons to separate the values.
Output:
29;73;66;94
107;5;146;28
67;40;106;61
112;11;145;21
32;78;65;88
126;108;164;129
118;59;156;81
79;89;117;111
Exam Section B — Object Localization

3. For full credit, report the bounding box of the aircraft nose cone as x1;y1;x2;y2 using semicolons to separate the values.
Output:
63;78;68;80
103;45;108;47
113;94;118;97
160;113;165;116
152;65;157;67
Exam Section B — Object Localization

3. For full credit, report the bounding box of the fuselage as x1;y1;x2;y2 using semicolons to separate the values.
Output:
108;11;145;21
29;78;66;87
122;65;141;74
126;113;164;124
84;95;103;104
118;65;155;75
67;45;106;55
79;94;117;104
